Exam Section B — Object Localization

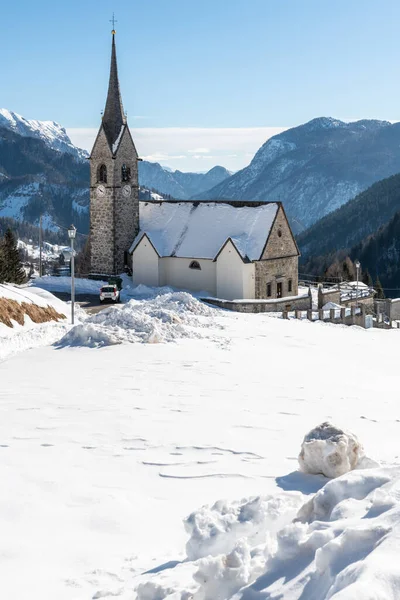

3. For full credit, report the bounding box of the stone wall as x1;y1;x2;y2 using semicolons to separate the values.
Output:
255;256;298;299
255;206;299;300
318;286;341;308
342;294;375;311
203;293;310;314
375;298;400;321
89;125;139;276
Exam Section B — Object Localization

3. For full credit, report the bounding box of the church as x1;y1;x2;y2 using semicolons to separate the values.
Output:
89;31;300;302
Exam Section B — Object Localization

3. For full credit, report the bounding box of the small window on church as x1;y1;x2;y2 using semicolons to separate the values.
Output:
189;260;201;270
99;164;107;183
267;283;272;297
288;279;293;293
277;229;282;238
122;164;131;182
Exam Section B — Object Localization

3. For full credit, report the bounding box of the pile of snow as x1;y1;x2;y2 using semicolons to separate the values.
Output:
323;301;342;310
298;422;367;478
184;492;304;561
136;424;399;600
57;291;221;347
138;465;400;600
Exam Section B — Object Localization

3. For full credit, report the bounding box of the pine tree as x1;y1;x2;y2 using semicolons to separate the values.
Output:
1;228;26;284
375;277;385;299
76;238;91;277
362;269;373;286
0;241;6;283
342;256;356;281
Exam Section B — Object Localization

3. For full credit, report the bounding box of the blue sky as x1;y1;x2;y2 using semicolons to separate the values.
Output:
2;0;400;170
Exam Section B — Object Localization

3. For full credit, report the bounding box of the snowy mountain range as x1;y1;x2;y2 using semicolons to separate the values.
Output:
0;109;88;161
0;109;231;231
197;117;400;230
138;162;231;199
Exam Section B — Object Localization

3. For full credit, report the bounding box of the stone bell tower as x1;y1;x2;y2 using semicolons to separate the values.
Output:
89;28;139;277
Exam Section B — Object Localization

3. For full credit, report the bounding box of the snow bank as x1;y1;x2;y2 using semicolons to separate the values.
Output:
298;422;367;478
138;466;400;600
57;291;220;348
30;276;106;295
0;321;70;362
0;284;70;360
0;283;68;336
0;283;67;315
184;493;304;561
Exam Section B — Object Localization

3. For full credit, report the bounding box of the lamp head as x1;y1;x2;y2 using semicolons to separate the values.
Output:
68;225;77;240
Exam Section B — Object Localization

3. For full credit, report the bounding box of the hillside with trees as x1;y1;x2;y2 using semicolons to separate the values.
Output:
301;209;400;298
297;173;400;260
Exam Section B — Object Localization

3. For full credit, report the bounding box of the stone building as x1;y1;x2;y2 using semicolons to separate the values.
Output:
89;30;139;277
89;31;300;300
129;200;300;301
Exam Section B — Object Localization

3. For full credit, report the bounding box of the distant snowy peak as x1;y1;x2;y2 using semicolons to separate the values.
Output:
0;109;88;161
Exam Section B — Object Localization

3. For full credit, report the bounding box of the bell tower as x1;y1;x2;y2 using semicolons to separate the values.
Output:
89;27;139;277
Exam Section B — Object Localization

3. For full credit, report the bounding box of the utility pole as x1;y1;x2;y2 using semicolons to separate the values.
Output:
355;260;361;310
68;225;77;325
39;215;42;277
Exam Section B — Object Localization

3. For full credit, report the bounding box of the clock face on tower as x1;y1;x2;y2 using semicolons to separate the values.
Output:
122;185;131;198
96;184;106;198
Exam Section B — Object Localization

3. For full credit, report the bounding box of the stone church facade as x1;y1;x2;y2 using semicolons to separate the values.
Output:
89;31;300;302
89;32;139;277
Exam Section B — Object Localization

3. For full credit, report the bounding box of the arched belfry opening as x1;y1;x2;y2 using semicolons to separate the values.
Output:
99;164;107;183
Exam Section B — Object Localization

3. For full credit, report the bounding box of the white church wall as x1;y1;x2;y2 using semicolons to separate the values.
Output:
132;237;159;287
216;240;253;300
160;257;216;295
242;262;255;299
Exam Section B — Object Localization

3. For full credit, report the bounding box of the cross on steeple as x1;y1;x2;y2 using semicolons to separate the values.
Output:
110;13;117;33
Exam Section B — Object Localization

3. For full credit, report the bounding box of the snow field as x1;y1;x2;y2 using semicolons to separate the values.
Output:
1;290;400;599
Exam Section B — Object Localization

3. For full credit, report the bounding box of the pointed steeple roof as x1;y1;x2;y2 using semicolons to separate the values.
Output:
102;32;126;151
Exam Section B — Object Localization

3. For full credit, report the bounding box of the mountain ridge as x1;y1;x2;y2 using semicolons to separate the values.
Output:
196;117;400;229
0;109;232;231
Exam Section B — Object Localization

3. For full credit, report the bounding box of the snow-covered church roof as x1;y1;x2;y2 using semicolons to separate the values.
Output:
130;201;280;261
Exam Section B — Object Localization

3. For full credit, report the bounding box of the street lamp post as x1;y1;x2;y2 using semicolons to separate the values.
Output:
355;260;361;311
68;225;77;325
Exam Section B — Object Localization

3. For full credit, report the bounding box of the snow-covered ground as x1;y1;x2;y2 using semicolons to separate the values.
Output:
18;239;69;261
1;287;400;599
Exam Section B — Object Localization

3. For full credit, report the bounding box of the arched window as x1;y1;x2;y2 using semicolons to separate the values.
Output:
121;164;131;182
189;260;201;270
99;164;107;183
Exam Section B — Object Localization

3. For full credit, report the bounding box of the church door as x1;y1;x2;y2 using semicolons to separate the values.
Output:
277;282;283;298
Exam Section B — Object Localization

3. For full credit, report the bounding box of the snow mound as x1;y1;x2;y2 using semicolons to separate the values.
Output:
185;492;304;561
298;422;366;478
138;467;400;600
323;301;342;310
57;291;220;348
